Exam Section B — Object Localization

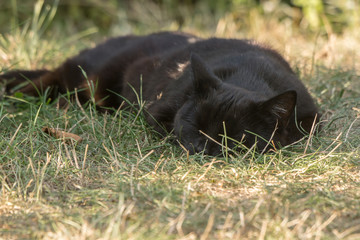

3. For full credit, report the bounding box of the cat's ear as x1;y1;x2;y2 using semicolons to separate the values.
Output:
190;53;222;96
261;90;297;127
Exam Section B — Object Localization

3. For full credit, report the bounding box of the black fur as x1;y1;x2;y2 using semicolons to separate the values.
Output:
0;32;320;155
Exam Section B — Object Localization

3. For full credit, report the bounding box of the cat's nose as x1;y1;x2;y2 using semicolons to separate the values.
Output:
182;142;202;155
205;142;222;156
192;142;222;156
194;143;206;153
189;140;207;154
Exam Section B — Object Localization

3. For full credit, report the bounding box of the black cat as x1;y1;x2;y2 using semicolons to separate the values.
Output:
0;31;320;155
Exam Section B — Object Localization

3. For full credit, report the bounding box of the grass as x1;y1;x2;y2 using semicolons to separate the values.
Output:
1;2;360;240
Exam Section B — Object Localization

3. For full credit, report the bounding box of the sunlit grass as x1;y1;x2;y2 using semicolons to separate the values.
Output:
1;1;360;239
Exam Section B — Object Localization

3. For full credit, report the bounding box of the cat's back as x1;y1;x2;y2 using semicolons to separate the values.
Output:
186;38;317;112
68;31;197;74
145;37;297;89
138;36;318;117
187;38;292;73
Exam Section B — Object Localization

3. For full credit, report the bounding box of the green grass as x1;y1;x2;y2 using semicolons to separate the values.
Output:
1;2;360;240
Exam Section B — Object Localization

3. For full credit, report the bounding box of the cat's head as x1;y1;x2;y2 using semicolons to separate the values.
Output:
174;53;297;155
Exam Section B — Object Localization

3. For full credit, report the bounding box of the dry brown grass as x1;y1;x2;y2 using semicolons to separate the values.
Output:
1;1;360;239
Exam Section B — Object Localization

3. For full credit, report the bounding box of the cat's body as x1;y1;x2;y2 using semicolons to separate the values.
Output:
1;32;320;155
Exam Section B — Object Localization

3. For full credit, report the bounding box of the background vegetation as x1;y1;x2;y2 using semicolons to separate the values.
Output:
1;0;359;35
1;0;360;239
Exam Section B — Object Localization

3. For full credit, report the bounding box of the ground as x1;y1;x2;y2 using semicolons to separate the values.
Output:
0;2;360;239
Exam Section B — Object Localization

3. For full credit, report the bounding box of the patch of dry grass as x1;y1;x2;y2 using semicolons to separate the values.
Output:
1;1;360;239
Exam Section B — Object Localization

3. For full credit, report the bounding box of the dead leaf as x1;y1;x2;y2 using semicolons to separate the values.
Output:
42;127;82;143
